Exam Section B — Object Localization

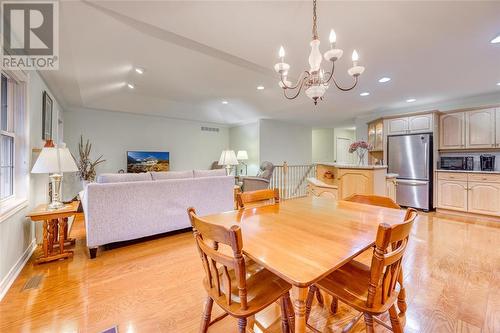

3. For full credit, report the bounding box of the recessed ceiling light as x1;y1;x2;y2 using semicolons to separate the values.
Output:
378;77;391;83
491;34;500;44
135;67;144;74
406;98;416;103
127;83;135;89
222;100;228;104
257;85;265;90
360;92;370;96
497;82;500;86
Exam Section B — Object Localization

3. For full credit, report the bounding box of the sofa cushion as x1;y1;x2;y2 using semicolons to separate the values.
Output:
97;173;152;183
194;169;226;178
151;170;194;180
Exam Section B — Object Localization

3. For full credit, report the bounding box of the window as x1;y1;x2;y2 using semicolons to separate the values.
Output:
0;75;14;200
0;71;27;219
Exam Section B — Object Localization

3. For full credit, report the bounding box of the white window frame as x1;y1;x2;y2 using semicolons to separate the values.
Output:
0;70;29;222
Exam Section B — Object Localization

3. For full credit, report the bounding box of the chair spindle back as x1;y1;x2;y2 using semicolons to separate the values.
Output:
188;207;248;310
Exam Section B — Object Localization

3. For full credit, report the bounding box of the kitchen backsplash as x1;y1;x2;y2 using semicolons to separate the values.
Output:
439;152;500;171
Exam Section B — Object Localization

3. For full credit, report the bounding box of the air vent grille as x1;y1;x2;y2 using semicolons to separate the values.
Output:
201;126;219;133
21;274;44;291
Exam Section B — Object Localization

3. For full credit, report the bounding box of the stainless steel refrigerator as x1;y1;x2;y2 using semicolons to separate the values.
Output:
387;133;433;211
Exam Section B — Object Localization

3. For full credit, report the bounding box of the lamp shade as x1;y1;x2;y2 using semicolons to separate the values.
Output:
236;150;248;160
31;145;79;174
218;150;239;166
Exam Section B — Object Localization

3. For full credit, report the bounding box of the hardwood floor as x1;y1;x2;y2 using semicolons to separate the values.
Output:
0;211;499;332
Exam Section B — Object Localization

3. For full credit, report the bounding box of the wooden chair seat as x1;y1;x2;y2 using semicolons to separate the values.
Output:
204;265;292;317
315;260;398;315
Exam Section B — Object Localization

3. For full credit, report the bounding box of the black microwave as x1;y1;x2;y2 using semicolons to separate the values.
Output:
440;156;474;170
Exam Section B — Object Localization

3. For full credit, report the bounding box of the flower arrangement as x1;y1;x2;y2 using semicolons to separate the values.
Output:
349;140;372;165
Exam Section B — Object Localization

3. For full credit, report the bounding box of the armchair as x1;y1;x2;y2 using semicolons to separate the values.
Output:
240;161;274;192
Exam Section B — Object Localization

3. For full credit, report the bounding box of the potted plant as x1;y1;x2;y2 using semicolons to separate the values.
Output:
349;140;372;165
77;135;105;188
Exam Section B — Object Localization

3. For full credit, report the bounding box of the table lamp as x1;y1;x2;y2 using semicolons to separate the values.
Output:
236;150;248;175
218;150;239;175
31;143;79;210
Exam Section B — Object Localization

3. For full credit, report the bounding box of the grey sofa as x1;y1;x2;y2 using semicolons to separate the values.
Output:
240;161;274;192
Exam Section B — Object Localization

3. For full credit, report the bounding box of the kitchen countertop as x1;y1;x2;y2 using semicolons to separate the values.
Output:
436;169;500;174
306;177;338;189
386;173;398;178
317;162;388;170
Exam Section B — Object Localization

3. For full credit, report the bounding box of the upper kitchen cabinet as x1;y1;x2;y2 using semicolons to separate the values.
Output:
385;113;434;136
385;117;409;135
409;114;434;133
439;108;498;150
495;109;500;148
439;112;465;149
367;118;384;164
465;108;495;149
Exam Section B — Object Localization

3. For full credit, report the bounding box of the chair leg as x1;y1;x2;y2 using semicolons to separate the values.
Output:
363;313;374;333
330;296;339;314
238;317;247;333
389;305;403;333
284;292;295;333
280;297;290;333
315;289;324;306
397;270;407;315
305;285;317;322
200;297;213;333
248;315;256;333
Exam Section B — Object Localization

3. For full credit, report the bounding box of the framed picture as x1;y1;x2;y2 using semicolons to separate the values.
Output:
127;151;170;173
42;91;53;140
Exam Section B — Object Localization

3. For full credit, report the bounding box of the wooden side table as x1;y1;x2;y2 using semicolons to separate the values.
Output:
27;201;79;264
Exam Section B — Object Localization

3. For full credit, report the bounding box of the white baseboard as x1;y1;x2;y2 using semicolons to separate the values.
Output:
0;238;37;302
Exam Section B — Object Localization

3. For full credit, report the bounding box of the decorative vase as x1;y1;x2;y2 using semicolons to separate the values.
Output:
356;148;367;166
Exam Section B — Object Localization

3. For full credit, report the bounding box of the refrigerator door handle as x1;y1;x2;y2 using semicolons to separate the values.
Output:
423;142;428;179
396;179;428;186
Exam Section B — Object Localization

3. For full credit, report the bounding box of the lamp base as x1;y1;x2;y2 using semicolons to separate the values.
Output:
48;173;65;211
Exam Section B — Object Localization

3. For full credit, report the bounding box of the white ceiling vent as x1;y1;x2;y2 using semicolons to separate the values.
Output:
201;126;219;133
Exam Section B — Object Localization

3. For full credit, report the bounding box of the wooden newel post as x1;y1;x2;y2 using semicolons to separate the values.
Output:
283;161;288;200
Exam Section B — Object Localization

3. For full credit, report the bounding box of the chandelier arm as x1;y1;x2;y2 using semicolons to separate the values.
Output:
331;75;359;92
322;61;336;84
281;71;311;90
283;78;306;100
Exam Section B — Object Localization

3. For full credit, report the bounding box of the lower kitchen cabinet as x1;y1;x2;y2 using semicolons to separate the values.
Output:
437;180;468;212
437;171;500;217
467;182;500;216
386;178;397;202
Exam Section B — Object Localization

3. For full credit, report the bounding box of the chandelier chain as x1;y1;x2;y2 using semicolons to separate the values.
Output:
312;0;318;39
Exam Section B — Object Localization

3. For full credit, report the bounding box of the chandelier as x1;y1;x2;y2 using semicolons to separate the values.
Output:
274;0;365;105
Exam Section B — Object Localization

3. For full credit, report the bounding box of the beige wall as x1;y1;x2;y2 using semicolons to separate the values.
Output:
229;122;260;176
312;129;334;163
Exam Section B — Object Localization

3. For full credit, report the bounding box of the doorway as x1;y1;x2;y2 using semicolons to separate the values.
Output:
336;137;353;164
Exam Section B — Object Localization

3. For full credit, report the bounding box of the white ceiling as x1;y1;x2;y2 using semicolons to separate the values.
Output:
41;0;500;127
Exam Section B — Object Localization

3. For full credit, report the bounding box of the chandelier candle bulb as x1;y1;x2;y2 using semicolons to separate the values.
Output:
352;50;359;66
329;29;337;48
279;46;285;61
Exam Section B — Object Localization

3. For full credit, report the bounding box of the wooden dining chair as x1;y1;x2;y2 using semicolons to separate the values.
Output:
188;207;295;333
305;208;418;333
236;188;280;209
342;193;408;319
344;194;401;209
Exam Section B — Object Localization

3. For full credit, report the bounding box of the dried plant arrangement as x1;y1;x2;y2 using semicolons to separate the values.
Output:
77;135;105;182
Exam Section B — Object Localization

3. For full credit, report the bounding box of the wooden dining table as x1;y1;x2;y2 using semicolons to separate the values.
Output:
201;196;412;333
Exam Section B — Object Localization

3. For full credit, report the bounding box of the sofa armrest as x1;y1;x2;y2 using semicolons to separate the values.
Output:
241;177;270;192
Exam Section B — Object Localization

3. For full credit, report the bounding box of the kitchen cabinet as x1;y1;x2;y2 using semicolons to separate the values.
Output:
386;118;409;135
409;114;434;133
386;178;397;202
437;179;468;212
468;182;500;216
367;118;383;151
386;113;434;136
436;171;500;217
439;112;465;149
465;108;495;149
496;109;500;148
